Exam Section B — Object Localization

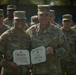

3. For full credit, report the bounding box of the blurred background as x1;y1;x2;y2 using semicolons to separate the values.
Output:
0;0;76;25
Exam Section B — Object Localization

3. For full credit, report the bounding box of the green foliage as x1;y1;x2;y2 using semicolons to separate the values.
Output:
0;0;9;5
60;0;71;5
0;0;76;5
59;0;76;6
31;0;44;5
18;0;32;4
0;0;42;5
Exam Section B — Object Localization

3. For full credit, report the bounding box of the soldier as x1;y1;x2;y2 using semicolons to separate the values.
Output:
26;5;69;75
61;14;76;75
0;9;9;35
50;9;61;28
3;5;16;27
30;15;39;26
0;9;10;74
0;11;31;75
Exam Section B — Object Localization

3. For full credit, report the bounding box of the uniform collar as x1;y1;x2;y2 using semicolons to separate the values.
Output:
36;23;54;33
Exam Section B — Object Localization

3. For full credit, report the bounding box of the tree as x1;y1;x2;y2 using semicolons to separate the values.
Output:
57;0;76;6
0;0;41;5
0;0;8;5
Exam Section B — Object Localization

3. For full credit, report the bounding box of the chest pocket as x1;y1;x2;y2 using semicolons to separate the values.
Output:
7;35;20;50
44;33;58;47
31;32;58;48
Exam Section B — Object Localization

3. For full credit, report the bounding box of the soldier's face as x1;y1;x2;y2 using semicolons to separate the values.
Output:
7;10;15;19
38;13;50;26
62;20;72;28
50;16;55;23
13;19;25;30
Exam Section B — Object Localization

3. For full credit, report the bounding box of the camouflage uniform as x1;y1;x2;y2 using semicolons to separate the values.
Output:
0;24;9;35
50;9;61;28
61;14;76;75
3;17;14;27
3;5;16;27
0;11;31;75
26;5;69;75
61;28;76;75
0;9;9;35
30;15;39;26
52;22;61;28
0;9;9;74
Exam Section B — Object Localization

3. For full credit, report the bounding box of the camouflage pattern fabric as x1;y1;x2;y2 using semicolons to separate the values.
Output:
3;17;13;27
51;22;61;28
61;28;76;75
31;15;39;25
0;24;9;35
0;27;31;75
0;24;9;73
26;23;69;75
1;66;28;75
6;5;16;10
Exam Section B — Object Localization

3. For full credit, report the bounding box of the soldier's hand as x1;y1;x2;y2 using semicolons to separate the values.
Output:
10;62;18;69
46;47;55;55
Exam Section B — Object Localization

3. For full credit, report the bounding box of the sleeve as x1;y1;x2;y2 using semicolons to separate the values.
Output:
54;31;70;58
0;33;8;55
